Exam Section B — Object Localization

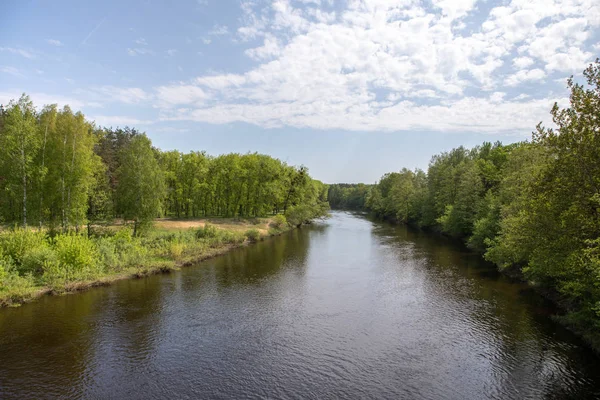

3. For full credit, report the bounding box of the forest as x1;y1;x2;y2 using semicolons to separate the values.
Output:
329;60;600;346
0;96;329;305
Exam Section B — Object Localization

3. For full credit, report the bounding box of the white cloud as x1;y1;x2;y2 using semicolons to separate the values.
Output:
0;47;35;59
0;66;24;78
0;91;89;110
0;66;25;78
208;24;229;36
90;115;154;127
106;87;150;103
504;68;546;86
46;39;63;47
155;85;208;107
76;86;151;105
7;0;598;135
155;0;596;133
166;49;178;56
513;57;534;69
135;38;148;45
245;34;281;60
127;47;154;56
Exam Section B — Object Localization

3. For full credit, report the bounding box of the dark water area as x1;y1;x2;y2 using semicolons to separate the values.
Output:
1;211;599;399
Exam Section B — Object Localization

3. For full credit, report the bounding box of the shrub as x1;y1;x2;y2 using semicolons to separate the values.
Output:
169;242;185;259
0;271;36;303
270;214;287;229
245;229;261;242
95;237;118;270
0;261;7;283
196;223;219;239
220;231;245;245
50;234;101;281
0;229;48;272
21;246;57;276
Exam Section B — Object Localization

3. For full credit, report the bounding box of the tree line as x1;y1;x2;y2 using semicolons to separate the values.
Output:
329;60;600;344
0;96;329;235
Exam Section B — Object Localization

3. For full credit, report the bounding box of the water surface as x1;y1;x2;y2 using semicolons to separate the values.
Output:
1;212;599;399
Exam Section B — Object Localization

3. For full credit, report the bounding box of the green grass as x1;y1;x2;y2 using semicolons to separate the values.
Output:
0;221;292;307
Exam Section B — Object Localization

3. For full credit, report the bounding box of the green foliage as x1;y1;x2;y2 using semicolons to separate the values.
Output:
245;229;261;242
196;223;219;239
116;135;166;235
50;234;101;281
348;60;600;341
270;214;287;229
328;184;371;210
219;231;246;245
0;229;49;273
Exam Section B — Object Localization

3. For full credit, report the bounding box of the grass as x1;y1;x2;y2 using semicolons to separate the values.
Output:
0;216;291;307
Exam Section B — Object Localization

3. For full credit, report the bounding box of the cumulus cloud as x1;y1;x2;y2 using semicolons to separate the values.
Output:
15;0;599;134
504;68;546;86
147;0;597;133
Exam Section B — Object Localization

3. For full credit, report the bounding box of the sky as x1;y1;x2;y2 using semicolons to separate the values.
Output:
0;0;599;183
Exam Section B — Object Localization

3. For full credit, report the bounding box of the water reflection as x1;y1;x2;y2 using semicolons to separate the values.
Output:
0;212;599;399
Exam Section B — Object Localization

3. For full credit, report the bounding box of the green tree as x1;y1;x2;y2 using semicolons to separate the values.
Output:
116;135;166;236
0;94;39;227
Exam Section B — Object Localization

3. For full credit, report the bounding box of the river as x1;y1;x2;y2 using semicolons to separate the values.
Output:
1;211;599;399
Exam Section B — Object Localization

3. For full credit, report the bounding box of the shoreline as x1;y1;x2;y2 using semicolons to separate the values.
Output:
0;226;294;309
342;209;600;354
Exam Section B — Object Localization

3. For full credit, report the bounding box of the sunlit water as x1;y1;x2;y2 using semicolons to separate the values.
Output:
1;212;599;399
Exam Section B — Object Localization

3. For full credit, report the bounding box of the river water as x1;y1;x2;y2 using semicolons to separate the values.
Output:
1;211;600;399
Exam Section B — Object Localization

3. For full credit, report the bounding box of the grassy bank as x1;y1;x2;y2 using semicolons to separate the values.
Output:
0;215;290;307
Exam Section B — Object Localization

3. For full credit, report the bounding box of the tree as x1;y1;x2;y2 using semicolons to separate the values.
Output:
116;135;166;236
0;94;39;227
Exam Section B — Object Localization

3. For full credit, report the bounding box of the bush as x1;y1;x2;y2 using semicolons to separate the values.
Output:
169;242;185;259
49;234;101;281
21;246;57;276
219;231;245;245
245;229;261;242
0;270;36;303
196;223;219;239
95;237;118;269
0;229;48;273
270;214;287;229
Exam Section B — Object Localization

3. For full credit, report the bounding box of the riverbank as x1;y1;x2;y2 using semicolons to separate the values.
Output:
0;216;292;308
354;210;600;354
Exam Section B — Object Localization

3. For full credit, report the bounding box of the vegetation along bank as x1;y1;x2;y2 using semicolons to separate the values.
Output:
329;60;600;350
0;97;329;306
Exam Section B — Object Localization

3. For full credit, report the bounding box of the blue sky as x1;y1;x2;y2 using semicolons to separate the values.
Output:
1;0;599;183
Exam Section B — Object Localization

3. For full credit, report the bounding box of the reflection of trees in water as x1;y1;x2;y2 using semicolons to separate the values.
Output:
369;217;600;399
0;290;101;398
0;276;169;399
208;227;313;288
